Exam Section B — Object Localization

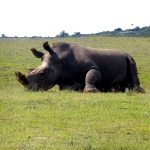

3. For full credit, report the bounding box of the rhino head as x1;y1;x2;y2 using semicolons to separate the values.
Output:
15;42;62;91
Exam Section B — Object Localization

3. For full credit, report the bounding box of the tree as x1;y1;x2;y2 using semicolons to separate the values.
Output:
1;34;6;38
133;26;140;31
114;28;122;32
129;26;140;31
71;32;81;37
56;30;69;37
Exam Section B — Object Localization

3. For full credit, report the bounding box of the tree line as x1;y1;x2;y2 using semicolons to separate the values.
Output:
56;26;150;37
1;26;150;38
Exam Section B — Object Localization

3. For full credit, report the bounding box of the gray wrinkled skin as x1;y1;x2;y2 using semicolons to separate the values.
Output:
15;42;145;93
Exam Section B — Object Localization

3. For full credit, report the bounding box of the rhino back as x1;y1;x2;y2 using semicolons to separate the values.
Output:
52;42;128;84
72;46;128;85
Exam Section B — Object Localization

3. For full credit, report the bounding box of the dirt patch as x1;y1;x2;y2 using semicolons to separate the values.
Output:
34;136;48;139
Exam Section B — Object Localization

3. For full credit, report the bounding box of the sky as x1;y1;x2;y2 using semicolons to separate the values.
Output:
0;0;150;37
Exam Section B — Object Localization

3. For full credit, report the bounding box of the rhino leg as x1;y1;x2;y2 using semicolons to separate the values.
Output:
59;82;82;91
84;69;102;92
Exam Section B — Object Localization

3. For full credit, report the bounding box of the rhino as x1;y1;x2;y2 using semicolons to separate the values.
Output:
15;41;145;93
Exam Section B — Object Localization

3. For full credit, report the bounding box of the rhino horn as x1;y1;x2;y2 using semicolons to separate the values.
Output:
43;41;54;55
15;72;28;86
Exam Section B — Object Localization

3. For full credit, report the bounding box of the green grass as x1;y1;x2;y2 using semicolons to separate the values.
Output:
0;37;150;149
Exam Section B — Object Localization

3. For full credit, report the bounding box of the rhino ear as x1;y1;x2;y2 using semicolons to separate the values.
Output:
31;48;44;58
43;41;54;55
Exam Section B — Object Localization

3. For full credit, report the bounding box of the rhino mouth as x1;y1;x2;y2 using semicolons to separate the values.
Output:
25;83;40;91
26;83;53;91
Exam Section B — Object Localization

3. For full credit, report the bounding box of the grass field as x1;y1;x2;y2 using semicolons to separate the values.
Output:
0;36;150;149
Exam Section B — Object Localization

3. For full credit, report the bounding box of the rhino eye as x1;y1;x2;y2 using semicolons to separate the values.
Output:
39;71;45;78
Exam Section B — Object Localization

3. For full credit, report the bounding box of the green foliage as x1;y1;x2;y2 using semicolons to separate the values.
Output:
95;26;150;37
54;26;150;37
0;37;150;149
56;30;69;38
71;32;82;37
114;28;123;32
